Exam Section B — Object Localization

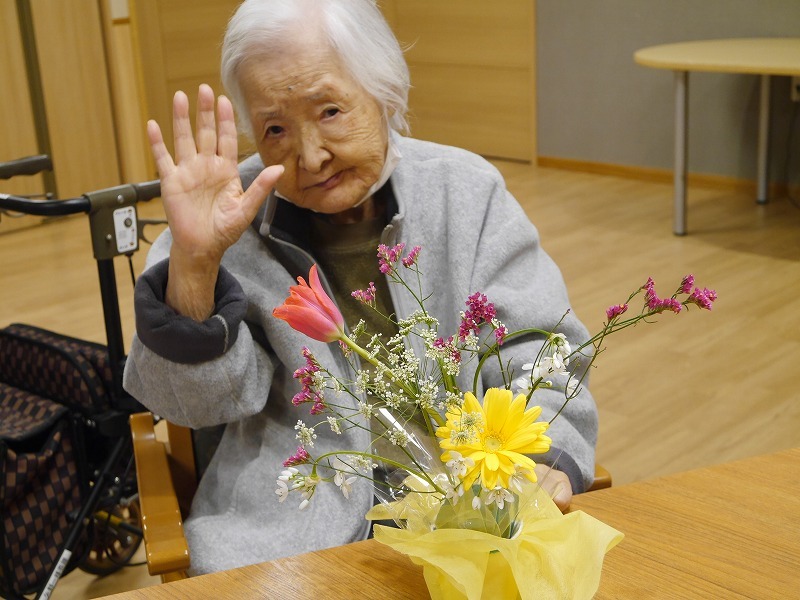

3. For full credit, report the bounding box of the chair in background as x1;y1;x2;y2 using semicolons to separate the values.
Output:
130;412;612;582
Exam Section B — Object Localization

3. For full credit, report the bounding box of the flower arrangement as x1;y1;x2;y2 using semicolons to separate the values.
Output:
272;243;716;599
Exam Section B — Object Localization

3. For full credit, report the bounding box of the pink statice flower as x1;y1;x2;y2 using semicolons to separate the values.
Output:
351;281;377;306
283;446;310;467
377;243;406;274
458;292;497;342
402;245;422;268
680;274;695;294
606;303;628;321
643;277;682;314
688;287;718;310
292;347;325;412
643;277;660;311
433;336;462;365
659;298;683;314
493;322;508;346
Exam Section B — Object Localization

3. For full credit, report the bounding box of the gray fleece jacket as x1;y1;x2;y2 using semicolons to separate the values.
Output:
123;134;598;575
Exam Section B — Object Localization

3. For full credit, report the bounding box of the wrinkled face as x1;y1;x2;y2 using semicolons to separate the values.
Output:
238;36;387;217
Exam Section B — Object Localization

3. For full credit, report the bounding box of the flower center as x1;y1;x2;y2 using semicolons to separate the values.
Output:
483;432;504;453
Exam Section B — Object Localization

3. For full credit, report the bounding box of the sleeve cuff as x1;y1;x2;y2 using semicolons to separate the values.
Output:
133;258;247;364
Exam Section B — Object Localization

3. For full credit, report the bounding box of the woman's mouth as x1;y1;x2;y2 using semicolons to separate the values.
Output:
313;171;344;190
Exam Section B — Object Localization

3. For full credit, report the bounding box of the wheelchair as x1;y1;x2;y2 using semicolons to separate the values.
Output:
0;155;162;599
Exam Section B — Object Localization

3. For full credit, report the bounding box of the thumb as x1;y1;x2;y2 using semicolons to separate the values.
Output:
241;164;285;215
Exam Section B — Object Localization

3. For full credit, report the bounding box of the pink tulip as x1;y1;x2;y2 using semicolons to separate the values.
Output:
273;265;345;342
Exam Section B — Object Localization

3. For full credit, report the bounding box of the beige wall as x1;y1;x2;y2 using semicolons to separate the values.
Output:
537;0;800;183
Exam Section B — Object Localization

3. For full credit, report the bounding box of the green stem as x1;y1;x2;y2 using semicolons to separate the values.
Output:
311;449;444;494
339;334;445;427
471;327;553;394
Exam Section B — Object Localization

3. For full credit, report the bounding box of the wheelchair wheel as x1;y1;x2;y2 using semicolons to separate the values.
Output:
79;498;143;576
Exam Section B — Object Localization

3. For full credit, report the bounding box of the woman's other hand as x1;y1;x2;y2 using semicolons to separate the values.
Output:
147;84;283;319
534;463;573;512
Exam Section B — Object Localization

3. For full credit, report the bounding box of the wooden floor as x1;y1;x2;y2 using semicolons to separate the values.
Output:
2;162;799;598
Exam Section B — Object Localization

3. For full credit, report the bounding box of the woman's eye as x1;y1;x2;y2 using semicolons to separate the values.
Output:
265;125;284;137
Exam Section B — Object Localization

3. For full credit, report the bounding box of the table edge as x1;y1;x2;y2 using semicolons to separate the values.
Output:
634;37;800;75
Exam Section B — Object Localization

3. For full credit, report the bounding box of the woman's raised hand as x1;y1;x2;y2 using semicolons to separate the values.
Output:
147;84;283;319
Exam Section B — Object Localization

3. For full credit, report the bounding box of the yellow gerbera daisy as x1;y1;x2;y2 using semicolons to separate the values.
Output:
437;388;551;490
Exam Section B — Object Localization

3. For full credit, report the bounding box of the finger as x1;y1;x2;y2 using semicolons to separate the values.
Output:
147;120;175;177
195;84;217;156
241;164;285;218
173;90;197;162
217;95;239;162
551;481;572;513
535;464;572;510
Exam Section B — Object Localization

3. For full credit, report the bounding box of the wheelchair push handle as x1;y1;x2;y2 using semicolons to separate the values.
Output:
134;179;161;203
0;180;161;216
1;153;161;210
0;193;88;216
0;154;52;180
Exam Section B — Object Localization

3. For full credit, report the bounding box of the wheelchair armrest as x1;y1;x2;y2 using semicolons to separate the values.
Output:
130;412;191;580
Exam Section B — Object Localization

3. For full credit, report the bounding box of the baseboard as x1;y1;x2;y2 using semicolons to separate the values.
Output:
536;156;796;197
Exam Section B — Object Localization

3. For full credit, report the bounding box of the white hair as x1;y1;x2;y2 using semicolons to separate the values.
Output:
221;0;410;138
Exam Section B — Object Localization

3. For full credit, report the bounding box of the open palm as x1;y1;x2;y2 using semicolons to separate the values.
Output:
148;84;283;264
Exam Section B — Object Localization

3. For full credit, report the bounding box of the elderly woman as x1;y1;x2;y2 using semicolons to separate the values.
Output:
123;0;598;575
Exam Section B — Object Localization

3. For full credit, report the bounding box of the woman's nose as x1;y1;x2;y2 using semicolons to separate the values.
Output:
297;130;332;174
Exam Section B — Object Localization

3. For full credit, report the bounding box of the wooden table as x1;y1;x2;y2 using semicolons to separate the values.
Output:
100;448;800;599
634;38;800;235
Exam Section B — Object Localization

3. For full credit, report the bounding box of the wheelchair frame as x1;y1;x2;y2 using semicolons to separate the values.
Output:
0;155;161;599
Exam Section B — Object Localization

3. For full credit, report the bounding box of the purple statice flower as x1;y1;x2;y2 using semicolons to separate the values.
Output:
377;243;406;274
283;446;310;467
402;245;422;268
606;303;629;321
351;281;377;305
458;292;497;342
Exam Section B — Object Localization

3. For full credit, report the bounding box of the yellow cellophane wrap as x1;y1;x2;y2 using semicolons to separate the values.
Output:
368;486;623;600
